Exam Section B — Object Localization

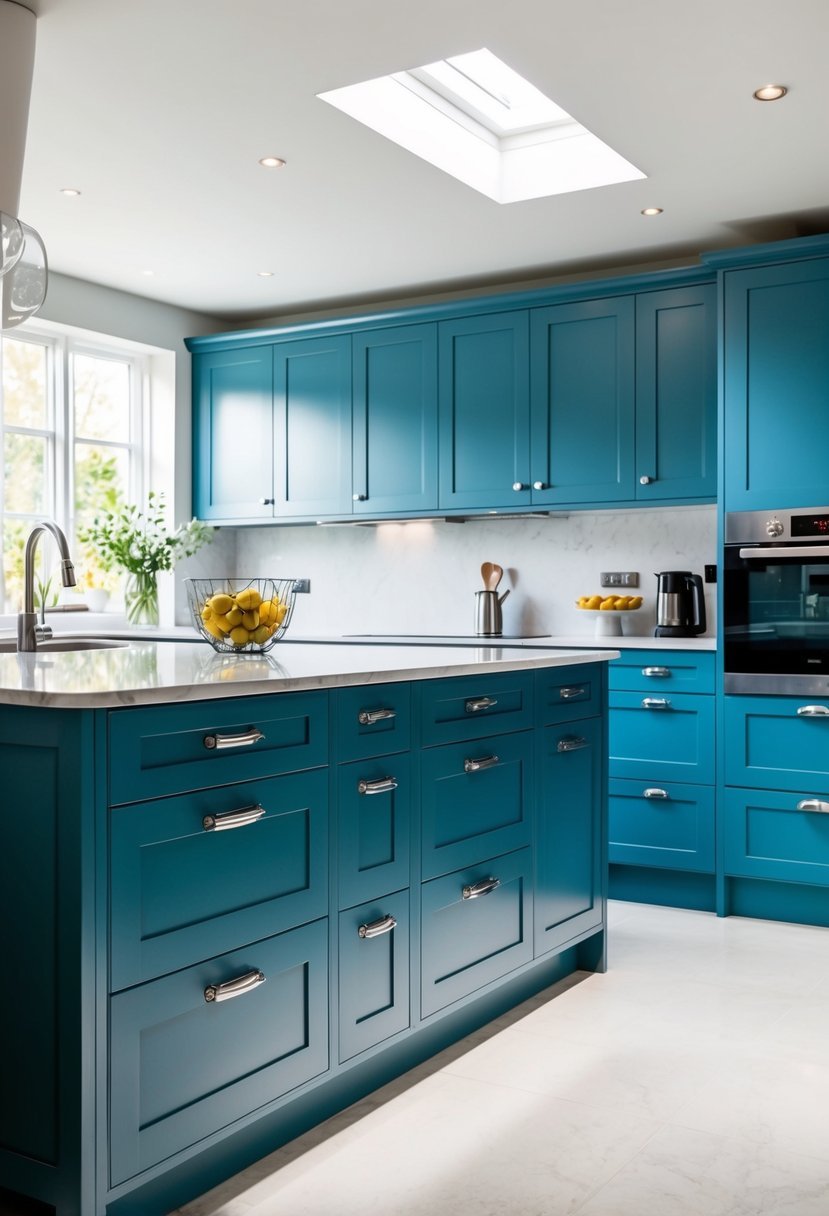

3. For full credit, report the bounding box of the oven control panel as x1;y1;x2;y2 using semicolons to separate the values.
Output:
726;506;829;545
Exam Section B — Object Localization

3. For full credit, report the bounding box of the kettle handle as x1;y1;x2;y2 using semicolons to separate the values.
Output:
687;574;707;635
497;589;510;606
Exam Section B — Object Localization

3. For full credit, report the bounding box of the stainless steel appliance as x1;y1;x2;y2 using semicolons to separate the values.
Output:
474;588;510;636
724;506;829;694
654;570;707;638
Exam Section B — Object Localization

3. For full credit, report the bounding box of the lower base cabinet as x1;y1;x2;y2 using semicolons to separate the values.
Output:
0;665;607;1216
609;778;715;873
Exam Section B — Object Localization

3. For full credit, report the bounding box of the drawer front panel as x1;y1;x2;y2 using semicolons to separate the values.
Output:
110;769;328;991
724;785;829;885
337;754;411;910
535;664;602;724
334;682;412;762
609;691;715;784
109;919;328;1186
421;731;532;880
724;695;829;792
421;848;533;1018
608;650;715;694
419;671;533;746
609;777;715;872
338;890;410;1062
109;692;328;804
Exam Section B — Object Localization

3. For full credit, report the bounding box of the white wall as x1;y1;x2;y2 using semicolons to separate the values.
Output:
232;504;717;639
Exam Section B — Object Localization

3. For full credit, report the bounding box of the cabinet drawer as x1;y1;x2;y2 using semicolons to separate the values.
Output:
724;785;829;886
338;890;410;1063
418;671;533;746
109;919;328;1186
337;754;411;910
110;770;328;991
535;664;602;724
421;848;532;1018
608;650;715;694
724;695;829;792
609;778;715;873
334;682;411;761
609;691;715;784
420;730;532;880
109;691;328;804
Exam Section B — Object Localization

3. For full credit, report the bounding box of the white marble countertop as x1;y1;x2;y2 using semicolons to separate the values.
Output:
0;638;619;709
291;633;718;652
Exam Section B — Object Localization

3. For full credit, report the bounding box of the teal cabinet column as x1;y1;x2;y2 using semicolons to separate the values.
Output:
438;311;530;510
723;256;829;510
529;296;635;505
193;346;274;521
352;324;438;514
635;284;716;501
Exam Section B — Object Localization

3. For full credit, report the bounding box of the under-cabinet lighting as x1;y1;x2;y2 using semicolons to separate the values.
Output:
258;156;286;168
59;187;81;197
753;84;787;101
641;207;663;216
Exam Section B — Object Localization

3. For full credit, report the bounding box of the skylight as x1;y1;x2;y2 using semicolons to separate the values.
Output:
318;49;645;204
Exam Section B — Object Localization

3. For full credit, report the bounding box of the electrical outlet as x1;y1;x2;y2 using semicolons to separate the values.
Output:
293;578;311;594
600;571;639;588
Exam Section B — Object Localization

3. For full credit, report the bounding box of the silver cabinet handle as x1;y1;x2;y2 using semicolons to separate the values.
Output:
532;481;546;491
464;754;499;773
352;492;367;502
739;545;829;560
358;914;397;939
465;696;498;713
462;876;500;900
512;482;528;491
796;705;829;717
557;736;588;752
202;803;265;831
203;727;265;750
642;666;670;677
204;969;266;1004
559;686;586;700
796;799;829;814
358;707;396;725
642;698;671;709
639;475;653;485
258;496;275;505
357;776;398;795
644;788;669;800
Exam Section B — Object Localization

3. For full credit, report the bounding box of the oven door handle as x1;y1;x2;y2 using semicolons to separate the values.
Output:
738;545;829;560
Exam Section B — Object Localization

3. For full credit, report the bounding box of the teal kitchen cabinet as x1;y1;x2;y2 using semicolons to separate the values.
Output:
193;345;275;521
338;889;411;1062
352;323;438;515
723;255;829;511
438;311;531;510
336;753;411;911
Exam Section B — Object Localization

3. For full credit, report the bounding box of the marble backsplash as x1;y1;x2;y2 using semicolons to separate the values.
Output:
217;505;718;640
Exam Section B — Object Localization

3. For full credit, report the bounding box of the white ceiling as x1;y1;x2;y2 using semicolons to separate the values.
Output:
16;0;829;321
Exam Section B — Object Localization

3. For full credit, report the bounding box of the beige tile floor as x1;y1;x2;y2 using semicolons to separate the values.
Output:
176;901;829;1215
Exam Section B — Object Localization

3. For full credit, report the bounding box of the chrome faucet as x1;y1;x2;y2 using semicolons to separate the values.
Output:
17;519;77;651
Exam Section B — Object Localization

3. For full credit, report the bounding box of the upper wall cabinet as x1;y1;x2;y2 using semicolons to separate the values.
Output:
438;312;530;510
723;256;829;511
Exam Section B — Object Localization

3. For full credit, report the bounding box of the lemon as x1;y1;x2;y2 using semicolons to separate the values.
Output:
235;587;262;611
201;604;213;621
251;624;271;644
229;626;250;646
208;593;234;615
203;618;226;641
223;607;243;628
240;608;260;630
275;602;288;625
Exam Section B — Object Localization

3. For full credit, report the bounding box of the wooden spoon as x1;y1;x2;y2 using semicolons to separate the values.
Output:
480;562;503;591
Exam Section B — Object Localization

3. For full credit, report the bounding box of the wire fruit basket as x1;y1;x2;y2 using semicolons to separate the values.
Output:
186;578;297;653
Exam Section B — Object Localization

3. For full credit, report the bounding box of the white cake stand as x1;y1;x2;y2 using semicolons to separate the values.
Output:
578;608;640;637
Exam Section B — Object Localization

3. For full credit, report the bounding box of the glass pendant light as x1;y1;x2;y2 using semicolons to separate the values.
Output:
0;210;47;329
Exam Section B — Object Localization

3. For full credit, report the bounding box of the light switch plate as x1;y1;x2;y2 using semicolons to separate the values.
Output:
600;571;639;588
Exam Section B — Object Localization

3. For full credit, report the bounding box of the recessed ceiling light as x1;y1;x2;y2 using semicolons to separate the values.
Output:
641;207;663;216
257;271;274;277
753;84;787;101
258;156;286;168
60;187;81;197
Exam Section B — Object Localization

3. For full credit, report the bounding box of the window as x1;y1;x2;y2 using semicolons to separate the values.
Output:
0;325;148;612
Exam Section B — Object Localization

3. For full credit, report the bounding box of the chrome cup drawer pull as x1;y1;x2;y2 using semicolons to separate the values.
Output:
465;696;498;713
358;707;397;726
204;969;266;1004
202;803;265;831
559;686;586;700
642;697;671;709
358;914;397;939
357;776;398;796
643;788;669;800
642;666;670;678
796;705;829;717
203;727;265;751
557;736;588;752
463;754;499;773
462;876;501;900
796;799;829;814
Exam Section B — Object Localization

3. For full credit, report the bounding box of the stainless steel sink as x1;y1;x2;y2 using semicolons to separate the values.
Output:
0;637;130;653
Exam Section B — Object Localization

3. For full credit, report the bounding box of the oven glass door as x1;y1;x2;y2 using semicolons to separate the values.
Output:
724;545;829;678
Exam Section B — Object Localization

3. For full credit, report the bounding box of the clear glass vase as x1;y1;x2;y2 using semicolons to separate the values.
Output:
124;570;159;626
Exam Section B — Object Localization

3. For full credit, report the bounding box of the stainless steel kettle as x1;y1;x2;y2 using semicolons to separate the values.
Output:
475;588;510;636
654;570;706;637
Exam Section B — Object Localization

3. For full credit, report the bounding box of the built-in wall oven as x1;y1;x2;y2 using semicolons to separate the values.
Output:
724;507;829;695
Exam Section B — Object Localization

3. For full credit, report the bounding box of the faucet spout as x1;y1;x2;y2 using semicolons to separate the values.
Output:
18;519;77;651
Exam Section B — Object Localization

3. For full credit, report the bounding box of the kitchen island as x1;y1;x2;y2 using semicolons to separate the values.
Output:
0;641;614;1216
